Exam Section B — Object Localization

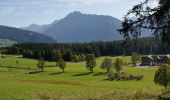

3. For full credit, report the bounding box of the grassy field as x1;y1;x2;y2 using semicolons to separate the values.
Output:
0;56;163;100
0;39;16;47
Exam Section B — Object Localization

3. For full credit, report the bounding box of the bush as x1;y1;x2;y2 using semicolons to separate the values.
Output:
107;72;143;81
107;70;115;81
154;64;170;89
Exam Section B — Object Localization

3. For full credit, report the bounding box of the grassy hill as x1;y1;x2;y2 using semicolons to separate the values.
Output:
0;56;161;99
0;39;16;47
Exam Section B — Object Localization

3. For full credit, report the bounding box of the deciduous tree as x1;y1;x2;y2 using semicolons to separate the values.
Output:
37;57;45;72
154;64;170;89
86;54;96;73
100;57;113;73
114;58;123;73
52;50;62;62
131;52;141;67
57;59;66;72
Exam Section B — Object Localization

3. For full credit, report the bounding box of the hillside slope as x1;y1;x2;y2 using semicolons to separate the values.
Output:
0;25;56;43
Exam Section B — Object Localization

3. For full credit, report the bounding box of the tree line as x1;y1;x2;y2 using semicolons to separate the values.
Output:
1;37;170;62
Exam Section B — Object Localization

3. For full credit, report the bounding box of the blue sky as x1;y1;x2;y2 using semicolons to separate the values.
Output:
0;0;157;27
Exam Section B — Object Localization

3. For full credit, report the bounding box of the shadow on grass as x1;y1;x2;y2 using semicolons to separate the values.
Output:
72;72;92;77
93;72;106;76
0;66;36;70
103;78;109;81
27;71;42;74
45;65;56;67
48;72;63;75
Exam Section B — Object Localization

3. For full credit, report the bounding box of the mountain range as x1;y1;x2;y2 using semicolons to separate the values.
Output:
21;20;59;34
0;25;55;43
21;11;123;43
0;11;152;43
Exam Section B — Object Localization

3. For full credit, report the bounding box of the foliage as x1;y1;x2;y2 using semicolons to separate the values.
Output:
107;69;114;81
107;71;143;81
37;57;45;72
131;52;141;67
118;0;170;44
57;59;66;72
167;58;170;65
154;64;170;89
52;50;62;62
3;37;170;62
86;54;96;73
114;58;123;73
100;57;113;73
73;54;80;62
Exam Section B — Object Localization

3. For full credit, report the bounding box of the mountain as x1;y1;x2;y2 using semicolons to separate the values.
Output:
21;20;58;34
22;11;123;43
0;25;56;43
21;24;49;33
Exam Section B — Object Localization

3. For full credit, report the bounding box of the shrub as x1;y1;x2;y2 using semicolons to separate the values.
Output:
107;70;115;81
107;72;143;81
154;64;170;90
129;74;143;81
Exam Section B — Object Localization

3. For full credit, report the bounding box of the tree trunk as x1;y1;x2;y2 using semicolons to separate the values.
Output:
107;68;110;73
62;68;64;73
91;68;93;73
41;68;43;72
165;85;168;90
133;63;136;67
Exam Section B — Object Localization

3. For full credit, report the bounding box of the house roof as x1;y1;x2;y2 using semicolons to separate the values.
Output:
142;54;170;57
141;55;170;60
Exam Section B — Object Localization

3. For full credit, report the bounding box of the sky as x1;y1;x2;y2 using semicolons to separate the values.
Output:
0;0;158;27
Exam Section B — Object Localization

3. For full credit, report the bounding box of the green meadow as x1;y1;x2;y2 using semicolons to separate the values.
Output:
0;56;162;100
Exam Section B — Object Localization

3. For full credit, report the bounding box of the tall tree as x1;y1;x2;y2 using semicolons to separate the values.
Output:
114;58;123;73
73;54;79;62
131;52;141;67
57;59;66;72
118;0;170;44
86;54;96;73
52;50;62;62
100;57;113;73
37;57;45;72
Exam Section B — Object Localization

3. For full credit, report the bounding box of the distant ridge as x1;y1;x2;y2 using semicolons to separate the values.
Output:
0;25;56;43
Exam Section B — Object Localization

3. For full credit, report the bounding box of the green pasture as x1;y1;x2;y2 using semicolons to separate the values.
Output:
0;56;162;100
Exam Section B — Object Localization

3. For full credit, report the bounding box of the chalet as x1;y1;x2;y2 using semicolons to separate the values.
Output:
140;55;170;66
